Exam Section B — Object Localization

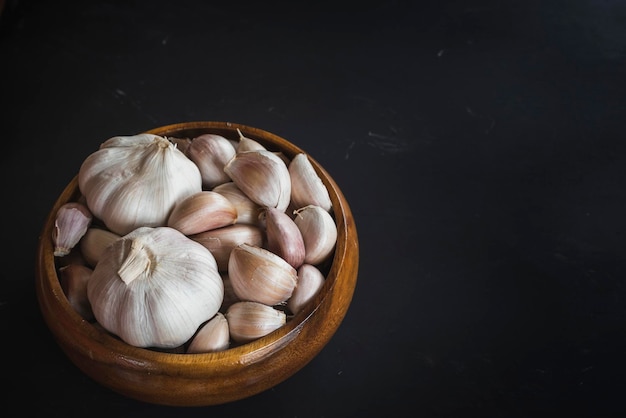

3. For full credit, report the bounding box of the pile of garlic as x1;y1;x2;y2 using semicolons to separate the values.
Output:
53;129;337;354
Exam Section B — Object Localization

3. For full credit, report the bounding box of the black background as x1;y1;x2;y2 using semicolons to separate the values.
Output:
2;0;626;416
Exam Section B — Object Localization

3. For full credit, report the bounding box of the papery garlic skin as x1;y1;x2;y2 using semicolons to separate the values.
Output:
223;150;291;212
228;243;297;306
53;202;93;257
87;226;223;349
187;312;230;354
288;153;332;212
225;301;286;343
78;134;202;236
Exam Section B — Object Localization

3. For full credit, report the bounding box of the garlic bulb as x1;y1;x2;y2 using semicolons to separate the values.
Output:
225;301;286;343
289;153;332;212
223;149;291;212
186;133;236;189
228;243;297;306
78;133;202;236
293;204;337;265
53;202;93;257
87;226;224;349
187;312;230;353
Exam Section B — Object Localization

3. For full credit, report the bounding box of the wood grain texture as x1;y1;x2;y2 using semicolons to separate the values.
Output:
35;121;359;406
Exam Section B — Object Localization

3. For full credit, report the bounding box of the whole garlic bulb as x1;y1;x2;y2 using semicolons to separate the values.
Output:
78;133;202;236
87;226;224;349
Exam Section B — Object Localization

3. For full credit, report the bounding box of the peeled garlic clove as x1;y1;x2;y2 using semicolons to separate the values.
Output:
53;202;93;257
294;204;338;265
289;153;332;212
186;133;237;189
212;181;263;226
80;227;121;267
223;149;291;212
167;191;238;235
190;223;264;272
225;301;286;344
87;226;223;349
187;312;230;353
288;263;325;315
228;243;297;306
264;207;305;269
236;128;266;152
59;264;94;321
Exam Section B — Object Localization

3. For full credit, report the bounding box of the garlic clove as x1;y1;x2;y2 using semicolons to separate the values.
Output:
190;223;264;272
212;181;264;226
186;312;230;353
80;227;121;267
228;243;297;306
168;137;192;154
235;128;267;152
186;133;237;189
263;207;305;269
167;191;238;236
59;263;95;321
225;301;286;344
289;153;332;212
53;202;93;257
293;204;338;265
223;149;291;212
287;263;325;315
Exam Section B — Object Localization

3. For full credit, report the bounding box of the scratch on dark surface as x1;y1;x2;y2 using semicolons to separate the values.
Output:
345;140;355;159
437;49;445;57
367;131;413;154
266;106;286;118
113;88;158;124
465;106;496;134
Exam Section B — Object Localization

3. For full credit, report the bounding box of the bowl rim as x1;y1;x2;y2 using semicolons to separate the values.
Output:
35;121;359;405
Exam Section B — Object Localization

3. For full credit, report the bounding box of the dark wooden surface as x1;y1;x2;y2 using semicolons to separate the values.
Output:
2;1;626;416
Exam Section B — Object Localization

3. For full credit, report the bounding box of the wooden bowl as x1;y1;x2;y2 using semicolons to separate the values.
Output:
35;121;359;406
